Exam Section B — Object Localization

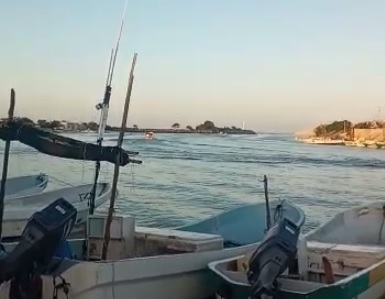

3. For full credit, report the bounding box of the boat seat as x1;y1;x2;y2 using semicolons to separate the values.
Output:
135;226;224;254
306;241;385;275
235;250;256;272
234;249;293;275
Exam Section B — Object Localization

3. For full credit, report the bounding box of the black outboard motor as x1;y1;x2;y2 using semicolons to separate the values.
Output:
0;197;77;299
247;217;300;299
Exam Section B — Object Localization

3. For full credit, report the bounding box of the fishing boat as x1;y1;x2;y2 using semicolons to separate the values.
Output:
363;140;377;148
344;140;362;147
376;141;385;149
0;199;305;299
145;131;154;140
177;201;304;247
21;159;303;299
2;183;111;239
301;138;345;145
3;173;48;200
208;201;385;299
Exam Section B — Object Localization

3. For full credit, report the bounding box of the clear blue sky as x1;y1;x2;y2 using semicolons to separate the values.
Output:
1;0;385;132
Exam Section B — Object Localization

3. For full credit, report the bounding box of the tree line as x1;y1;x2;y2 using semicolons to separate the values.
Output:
169;120;243;133
2;117;100;131
1;117;253;134
314;120;385;137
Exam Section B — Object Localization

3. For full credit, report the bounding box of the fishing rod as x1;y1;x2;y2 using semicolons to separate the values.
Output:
89;0;129;215
102;53;138;260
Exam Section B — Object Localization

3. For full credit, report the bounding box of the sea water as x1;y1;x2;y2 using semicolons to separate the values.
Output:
1;132;385;232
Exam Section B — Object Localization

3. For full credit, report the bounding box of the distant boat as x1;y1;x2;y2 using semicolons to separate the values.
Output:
219;131;227;136
145;131;154;140
363;140;378;148
299;138;345;145
344;140;366;147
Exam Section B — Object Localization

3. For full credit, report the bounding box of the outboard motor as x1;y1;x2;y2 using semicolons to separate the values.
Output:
247;217;300;299
0;197;77;299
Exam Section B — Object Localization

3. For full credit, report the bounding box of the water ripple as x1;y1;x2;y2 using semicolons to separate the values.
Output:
2;132;385;231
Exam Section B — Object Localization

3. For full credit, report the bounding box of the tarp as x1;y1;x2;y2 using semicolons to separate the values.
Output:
0;122;137;166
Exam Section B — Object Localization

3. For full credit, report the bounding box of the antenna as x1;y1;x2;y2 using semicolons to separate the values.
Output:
89;0;130;215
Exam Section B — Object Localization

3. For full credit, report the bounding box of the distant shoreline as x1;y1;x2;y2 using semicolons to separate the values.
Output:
59;128;257;135
7;118;256;135
110;128;256;135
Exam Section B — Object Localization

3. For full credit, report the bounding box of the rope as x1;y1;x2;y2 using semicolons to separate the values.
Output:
81;143;88;183
114;200;124;213
378;205;385;244
49;176;75;187
129;164;136;195
112;263;116;299
111;162;137;213
274;199;286;223
14;126;23;175
46;140;87;187
52;275;70;299
81;162;85;183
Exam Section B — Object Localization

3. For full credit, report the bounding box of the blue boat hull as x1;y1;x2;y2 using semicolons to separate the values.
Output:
177;201;305;247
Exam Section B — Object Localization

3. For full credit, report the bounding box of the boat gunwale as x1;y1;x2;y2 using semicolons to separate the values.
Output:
4;173;49;200
3;183;111;220
177;201;306;232
208;243;385;297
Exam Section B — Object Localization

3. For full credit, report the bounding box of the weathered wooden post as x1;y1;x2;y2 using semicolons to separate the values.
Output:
0;89;16;238
101;53;137;260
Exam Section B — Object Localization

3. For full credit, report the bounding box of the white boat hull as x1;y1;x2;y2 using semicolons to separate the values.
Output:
1;209;89;239
0;202;304;299
4;173;48;200
94;245;251;299
207;201;385;299
2;183;111;238
0;243;258;299
301;138;345;145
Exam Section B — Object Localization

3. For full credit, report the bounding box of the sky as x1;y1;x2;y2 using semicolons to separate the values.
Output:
1;0;385;132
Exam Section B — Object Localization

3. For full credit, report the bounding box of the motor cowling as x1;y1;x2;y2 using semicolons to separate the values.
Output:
247;217;300;299
0;197;77;299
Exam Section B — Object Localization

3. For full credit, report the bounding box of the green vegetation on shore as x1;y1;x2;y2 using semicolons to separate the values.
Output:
313;120;385;139
1;118;256;135
110;120;256;134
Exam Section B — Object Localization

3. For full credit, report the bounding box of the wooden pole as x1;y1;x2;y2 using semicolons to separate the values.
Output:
263;175;271;231
0;89;16;239
101;53;138;260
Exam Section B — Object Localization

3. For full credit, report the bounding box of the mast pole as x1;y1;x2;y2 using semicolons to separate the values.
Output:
0;89;16;239
89;0;129;215
101;53;137;260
